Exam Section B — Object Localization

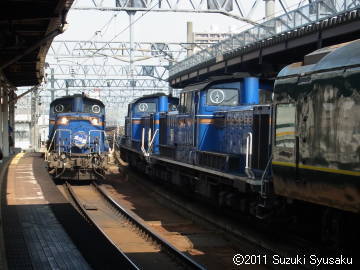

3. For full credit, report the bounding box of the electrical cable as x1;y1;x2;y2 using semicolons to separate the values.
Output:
236;0;309;31
80;0;162;65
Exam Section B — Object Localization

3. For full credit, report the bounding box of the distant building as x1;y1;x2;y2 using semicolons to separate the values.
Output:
189;31;234;54
186;22;235;55
193;32;233;44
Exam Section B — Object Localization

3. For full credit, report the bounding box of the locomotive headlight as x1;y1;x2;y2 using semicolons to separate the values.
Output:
91;118;99;126
58;117;69;125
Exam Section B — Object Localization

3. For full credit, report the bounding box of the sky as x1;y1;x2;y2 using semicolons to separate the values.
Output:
58;0;305;43
14;0;308;147
39;0;306;126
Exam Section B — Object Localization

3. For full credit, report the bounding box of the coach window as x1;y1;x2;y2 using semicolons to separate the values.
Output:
275;103;296;148
206;88;238;106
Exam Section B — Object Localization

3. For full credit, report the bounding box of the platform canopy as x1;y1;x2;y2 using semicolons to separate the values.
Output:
0;0;74;87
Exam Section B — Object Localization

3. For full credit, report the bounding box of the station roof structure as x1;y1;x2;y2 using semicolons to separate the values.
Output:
0;0;74;87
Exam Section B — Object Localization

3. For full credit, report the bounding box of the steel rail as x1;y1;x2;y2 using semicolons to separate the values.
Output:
64;182;140;270
93;182;206;270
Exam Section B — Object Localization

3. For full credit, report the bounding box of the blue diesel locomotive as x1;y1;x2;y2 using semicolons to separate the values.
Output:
120;40;360;244
120;77;272;214
46;94;109;180
121;92;179;162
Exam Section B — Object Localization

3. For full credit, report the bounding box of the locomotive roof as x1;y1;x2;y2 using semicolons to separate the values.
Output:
50;94;105;107
182;75;250;93
277;39;360;78
130;92;168;104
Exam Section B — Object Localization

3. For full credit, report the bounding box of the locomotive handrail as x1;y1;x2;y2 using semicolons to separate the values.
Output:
147;129;159;155
141;128;146;155
46;130;58;161
88;130;109;154
47;129;60;159
58;129;72;156
45;129;72;160
260;154;273;198
245;132;255;179
141;127;159;158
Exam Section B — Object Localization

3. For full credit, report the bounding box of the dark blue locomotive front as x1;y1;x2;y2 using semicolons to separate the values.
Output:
121;93;179;164
46;94;109;180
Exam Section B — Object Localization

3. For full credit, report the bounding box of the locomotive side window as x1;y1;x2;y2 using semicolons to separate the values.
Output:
134;102;156;113
179;92;193;113
168;103;177;111
206;88;238;106
275;103;296;148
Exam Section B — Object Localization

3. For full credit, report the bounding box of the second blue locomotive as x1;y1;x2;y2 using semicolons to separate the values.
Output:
120;77;272;215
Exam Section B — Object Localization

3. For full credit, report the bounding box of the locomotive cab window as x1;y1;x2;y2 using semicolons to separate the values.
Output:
134;102;156;113
168;103;178;111
179;92;193;113
275;103;296;148
206;88;238;106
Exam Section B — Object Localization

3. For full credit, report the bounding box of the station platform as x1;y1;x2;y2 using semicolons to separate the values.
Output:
0;152;91;270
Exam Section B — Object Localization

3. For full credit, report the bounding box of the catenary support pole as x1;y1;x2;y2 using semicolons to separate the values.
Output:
264;0;275;19
187;21;194;57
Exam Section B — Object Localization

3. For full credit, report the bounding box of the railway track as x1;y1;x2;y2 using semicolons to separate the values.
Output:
64;181;206;270
111;154;321;269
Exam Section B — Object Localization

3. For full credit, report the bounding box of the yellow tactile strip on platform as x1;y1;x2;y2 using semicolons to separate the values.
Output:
6;153;47;205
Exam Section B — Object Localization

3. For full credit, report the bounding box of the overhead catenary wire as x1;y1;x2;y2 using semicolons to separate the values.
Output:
236;0;309;32
79;0;162;65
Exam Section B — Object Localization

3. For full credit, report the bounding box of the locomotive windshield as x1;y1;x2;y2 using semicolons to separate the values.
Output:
206;88;238;106
134;102;156;113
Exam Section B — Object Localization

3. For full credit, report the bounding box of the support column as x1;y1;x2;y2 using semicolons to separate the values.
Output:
50;68;55;101
187;21;194;57
2;88;9;157
128;11;136;96
30;88;38;151
9;92;15;153
264;0;275;19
